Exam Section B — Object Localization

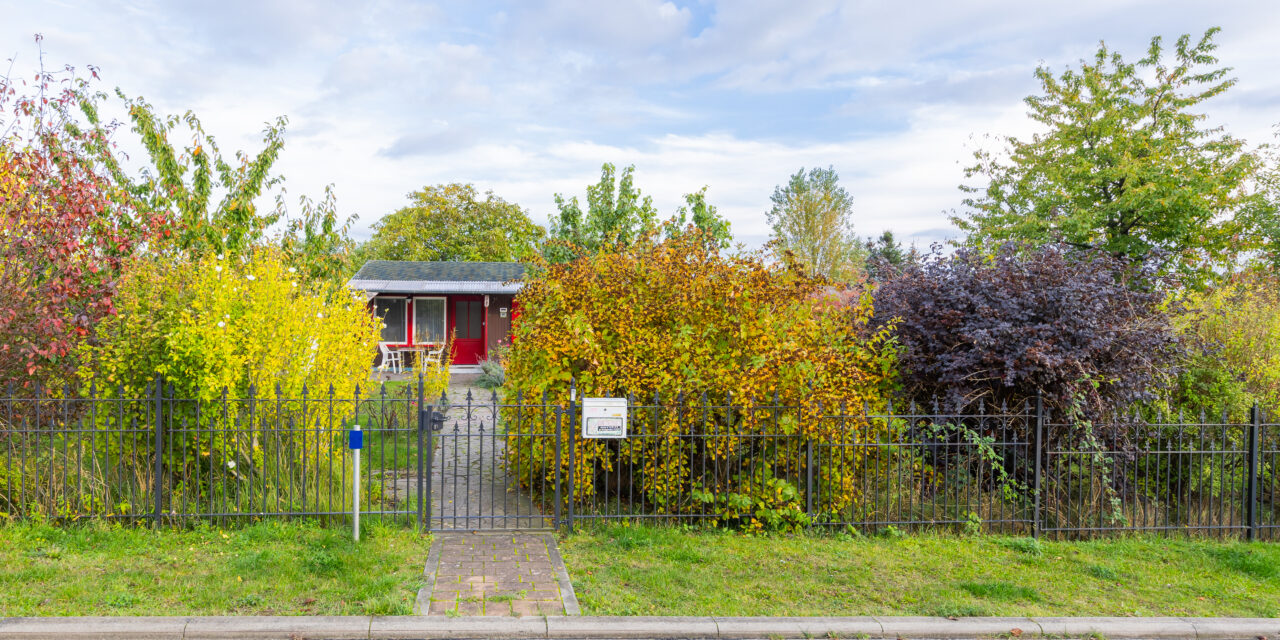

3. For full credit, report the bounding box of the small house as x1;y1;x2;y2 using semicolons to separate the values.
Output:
347;261;524;366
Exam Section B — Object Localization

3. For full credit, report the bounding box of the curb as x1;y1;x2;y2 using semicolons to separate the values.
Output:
412;534;444;615
1;615;1278;640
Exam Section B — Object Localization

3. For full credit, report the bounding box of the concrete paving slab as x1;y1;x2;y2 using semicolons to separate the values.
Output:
1182;617;1280;639
1035;616;1198;638
370;615;548;638
546;615;720;638
184;616;369;640
0;616;187;640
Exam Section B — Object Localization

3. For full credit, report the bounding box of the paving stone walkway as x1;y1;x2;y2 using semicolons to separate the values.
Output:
416;533;580;617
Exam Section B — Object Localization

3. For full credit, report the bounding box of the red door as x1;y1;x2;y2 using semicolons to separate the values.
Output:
449;295;485;365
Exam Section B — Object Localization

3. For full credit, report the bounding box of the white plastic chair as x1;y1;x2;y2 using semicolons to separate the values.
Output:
378;343;404;373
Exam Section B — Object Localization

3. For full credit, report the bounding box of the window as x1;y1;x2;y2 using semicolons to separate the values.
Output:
413;297;446;344
374;297;407;343
454;300;483;339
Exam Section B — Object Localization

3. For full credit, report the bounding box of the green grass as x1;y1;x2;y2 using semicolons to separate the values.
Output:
560;525;1280;617
0;520;428;616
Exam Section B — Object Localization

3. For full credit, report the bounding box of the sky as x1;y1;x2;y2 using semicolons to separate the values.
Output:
6;0;1280;249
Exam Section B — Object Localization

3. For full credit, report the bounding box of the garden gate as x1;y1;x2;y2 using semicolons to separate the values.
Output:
414;388;559;531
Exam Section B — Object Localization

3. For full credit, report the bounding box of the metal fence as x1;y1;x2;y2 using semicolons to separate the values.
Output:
0;378;1276;540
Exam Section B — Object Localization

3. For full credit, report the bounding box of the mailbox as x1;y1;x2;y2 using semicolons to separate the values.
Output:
581;397;627;439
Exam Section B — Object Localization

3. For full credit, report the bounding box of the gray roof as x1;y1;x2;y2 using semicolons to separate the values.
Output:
348;261;525;294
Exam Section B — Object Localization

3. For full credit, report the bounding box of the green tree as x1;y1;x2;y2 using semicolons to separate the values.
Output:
766;166;863;282
954;28;1264;287
863;230;910;282
72;89;356;283
546;163;658;263
545;163;732;262
667;186;733;250
357;183;545;265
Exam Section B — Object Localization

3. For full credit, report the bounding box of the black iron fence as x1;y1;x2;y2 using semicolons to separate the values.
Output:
0;378;1276;541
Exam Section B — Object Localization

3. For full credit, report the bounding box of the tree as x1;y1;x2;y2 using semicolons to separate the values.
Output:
955;28;1264;287
766;166;863;282
863;230;912;282
74;88;357;284
545;163;732;262
357;183;545;265
667;186;733;250
0;51;160;389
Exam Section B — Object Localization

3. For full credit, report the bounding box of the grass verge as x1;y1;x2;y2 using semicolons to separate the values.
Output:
0;520;427;616
560;525;1280;617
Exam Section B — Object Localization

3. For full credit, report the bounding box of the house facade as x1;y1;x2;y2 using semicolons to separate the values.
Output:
347;261;524;365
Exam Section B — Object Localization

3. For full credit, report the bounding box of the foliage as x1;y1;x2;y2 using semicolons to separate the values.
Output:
667;186;733;250
863;230;916;282
278;185;357;285
955;28;1264;288
0;56;161;390
83;249;379;402
872;243;1178;433
68;250;380;507
506;231;897;517
1247;130;1280;271
71;81;357;284
1171;270;1280;416
691;468;811;532
355;183;545;267
475;344;508;390
766;166;864;282
545;163;732;262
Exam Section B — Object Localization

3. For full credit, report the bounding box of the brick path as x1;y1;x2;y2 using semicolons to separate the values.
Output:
417;533;579;617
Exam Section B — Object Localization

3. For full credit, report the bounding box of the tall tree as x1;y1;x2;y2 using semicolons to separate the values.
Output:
72;88;356;284
954;28;1264;287
766;166;863;282
545;163;732;262
358;183;545;264
667;186;733;250
546;163;658;263
863;230;910;282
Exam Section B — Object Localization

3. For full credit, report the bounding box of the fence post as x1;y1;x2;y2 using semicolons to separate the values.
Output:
554;407;563;532
1032;390;1043;540
1248;404;1260;542
424;403;434;531
152;377;164;528
567;378;576;534
416;374;425;531
804;435;815;523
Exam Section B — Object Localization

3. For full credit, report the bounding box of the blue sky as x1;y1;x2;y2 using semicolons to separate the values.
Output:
7;1;1280;248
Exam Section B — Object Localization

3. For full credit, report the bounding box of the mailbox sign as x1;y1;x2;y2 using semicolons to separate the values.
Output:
581;397;627;439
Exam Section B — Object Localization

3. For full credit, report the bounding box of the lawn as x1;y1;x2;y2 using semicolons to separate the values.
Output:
560;525;1280;617
0;520;428;616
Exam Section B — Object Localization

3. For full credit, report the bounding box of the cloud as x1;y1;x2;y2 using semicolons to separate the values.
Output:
3;0;1279;248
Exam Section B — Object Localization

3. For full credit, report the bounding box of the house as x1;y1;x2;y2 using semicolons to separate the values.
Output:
347;261;524;366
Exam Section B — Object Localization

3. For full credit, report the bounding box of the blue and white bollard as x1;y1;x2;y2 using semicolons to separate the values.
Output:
349;424;363;541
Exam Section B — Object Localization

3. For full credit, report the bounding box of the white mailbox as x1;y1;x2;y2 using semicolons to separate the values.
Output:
581;397;627;439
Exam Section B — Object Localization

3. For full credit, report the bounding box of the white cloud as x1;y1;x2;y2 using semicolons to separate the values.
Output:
3;0;1279;252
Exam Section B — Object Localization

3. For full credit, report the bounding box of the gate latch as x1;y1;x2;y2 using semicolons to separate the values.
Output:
420;409;447;432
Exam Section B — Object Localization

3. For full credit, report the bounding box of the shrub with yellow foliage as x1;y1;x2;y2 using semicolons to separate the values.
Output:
504;230;898;527
68;249;381;516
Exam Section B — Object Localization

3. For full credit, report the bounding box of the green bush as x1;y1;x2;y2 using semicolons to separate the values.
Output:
0;249;385;520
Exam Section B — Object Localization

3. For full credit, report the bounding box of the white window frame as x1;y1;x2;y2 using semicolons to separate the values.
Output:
373;296;408;344
412;296;447;345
